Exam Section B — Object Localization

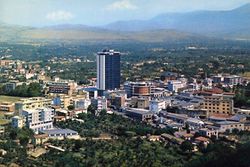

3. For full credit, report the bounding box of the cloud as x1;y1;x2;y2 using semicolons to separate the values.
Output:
106;0;138;11
46;10;74;21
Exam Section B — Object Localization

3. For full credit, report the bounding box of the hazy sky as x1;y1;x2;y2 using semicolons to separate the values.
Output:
0;0;249;27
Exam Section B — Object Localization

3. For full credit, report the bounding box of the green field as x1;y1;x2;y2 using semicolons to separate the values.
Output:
0;95;21;103
0;119;9;125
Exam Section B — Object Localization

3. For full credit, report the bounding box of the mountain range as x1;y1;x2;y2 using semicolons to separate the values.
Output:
0;4;250;43
104;3;250;40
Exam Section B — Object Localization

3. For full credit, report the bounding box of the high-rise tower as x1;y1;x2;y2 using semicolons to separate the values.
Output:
97;49;121;93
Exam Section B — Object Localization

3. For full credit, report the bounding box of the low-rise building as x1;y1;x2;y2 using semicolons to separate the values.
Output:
149;99;166;113
125;108;153;122
0;102;14;112
186;118;204;130
15;97;52;112
161;133;184;145
194;136;210;146
163;112;188;124
234;108;250;116
215;121;244;133
32;134;49;145
199;128;219;138
40;128;80;140
167;80;186;92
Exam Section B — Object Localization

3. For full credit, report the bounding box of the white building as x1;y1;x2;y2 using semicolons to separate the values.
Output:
167;80;186;92
41;128;80;140
22;108;54;133
149;100;166;113
73;98;91;110
186;118;204;130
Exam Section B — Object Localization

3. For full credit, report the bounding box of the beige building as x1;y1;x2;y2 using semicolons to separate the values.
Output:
130;97;149;109
32;134;49;145
201;93;234;115
15;97;52;112
46;79;77;96
0;102;14;112
51;94;90;109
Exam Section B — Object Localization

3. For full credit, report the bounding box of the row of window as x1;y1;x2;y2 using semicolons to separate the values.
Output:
208;110;230;114
203;103;230;107
205;107;230;110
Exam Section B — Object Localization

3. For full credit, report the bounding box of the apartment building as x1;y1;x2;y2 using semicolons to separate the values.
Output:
200;93;234;115
52;94;90;110
46;79;77;96
22;108;54;132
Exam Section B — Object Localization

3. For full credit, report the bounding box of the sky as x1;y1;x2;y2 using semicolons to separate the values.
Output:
0;0;249;27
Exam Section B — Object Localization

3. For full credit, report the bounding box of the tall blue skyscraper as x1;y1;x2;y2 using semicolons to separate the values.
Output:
97;49;121;92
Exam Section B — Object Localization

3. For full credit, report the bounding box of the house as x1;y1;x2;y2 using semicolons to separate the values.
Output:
40;128;80;140
147;135;161;142
32;134;49;145
194;136;210;146
161;133;184;145
199;128;219;139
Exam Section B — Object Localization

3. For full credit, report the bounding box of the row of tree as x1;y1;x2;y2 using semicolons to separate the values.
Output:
0;82;42;97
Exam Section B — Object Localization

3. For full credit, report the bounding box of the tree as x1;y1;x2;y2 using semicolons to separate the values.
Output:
74;140;83;151
7;83;42;97
198;142;206;153
9;130;18;140
232;128;239;134
87;105;96;115
68;105;75;111
99;109;107;116
180;140;194;153
19;136;29;147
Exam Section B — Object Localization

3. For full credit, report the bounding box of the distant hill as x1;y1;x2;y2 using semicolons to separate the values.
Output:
0;23;207;44
0;4;249;43
104;3;250;40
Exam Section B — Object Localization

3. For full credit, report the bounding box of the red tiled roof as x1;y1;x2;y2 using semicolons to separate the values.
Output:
195;136;209;142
